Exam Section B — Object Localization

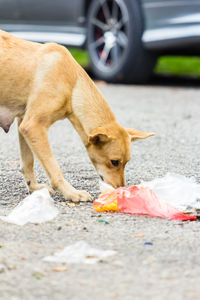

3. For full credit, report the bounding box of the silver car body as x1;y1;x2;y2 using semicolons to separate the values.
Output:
0;0;200;52
142;0;200;50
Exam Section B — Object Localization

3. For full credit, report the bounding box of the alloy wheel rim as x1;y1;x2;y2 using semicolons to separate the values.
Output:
89;0;129;73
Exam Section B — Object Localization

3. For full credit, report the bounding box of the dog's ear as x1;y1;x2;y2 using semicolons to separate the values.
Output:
126;128;154;141
89;127;112;145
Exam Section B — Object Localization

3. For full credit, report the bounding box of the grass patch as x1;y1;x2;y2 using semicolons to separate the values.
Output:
69;48;89;68
68;48;200;78
155;56;200;78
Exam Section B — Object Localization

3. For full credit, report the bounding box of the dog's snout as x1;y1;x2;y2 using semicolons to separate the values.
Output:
114;178;126;189
99;173;126;189
115;183;125;189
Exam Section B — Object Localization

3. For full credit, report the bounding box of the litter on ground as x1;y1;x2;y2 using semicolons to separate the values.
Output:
94;173;200;221
0;188;59;225
141;173;200;211
144;242;153;246
99;180;114;193
98;219;110;224
43;241;116;264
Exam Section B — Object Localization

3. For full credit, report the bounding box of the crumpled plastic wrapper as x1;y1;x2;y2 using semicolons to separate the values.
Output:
141;173;200;211
0;188;59;225
43;240;116;264
99;180;114;193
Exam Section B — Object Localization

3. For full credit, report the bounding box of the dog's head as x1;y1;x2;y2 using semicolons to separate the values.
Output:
86;123;154;188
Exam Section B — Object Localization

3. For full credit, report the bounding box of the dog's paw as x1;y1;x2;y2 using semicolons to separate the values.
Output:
69;190;93;203
29;183;54;195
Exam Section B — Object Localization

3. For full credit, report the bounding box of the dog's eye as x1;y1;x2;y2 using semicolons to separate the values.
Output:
111;160;119;167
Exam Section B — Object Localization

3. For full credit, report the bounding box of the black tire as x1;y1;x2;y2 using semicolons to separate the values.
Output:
87;0;156;83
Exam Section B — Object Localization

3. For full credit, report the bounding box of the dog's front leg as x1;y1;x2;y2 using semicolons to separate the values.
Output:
18;119;92;202
18;118;53;194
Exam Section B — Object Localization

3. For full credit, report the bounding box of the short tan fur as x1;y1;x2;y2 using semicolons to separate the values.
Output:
0;30;154;202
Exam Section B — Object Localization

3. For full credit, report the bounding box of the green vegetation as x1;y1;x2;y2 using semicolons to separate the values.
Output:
69;48;200;78
155;56;200;78
69;48;89;68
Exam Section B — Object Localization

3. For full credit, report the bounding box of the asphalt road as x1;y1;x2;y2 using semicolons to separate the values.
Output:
0;80;200;300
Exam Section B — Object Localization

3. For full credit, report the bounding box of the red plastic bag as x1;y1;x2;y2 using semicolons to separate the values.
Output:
94;185;196;221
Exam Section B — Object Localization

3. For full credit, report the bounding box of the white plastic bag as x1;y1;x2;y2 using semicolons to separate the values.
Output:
141;173;200;211
0;188;59;225
99;180;114;193
43;241;116;264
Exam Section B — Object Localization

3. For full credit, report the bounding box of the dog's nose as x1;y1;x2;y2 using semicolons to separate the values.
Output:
114;178;126;188
113;182;125;189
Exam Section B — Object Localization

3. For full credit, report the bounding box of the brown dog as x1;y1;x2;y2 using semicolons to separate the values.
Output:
0;30;153;202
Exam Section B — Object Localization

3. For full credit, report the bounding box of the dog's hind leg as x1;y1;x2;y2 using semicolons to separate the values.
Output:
18;115;92;203
18;118;53;194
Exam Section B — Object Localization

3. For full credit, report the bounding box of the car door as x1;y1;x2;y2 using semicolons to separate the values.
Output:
142;0;200;30
18;0;81;25
142;0;200;47
0;0;20;21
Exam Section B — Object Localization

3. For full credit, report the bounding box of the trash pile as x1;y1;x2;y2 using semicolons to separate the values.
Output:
0;173;199;225
94;173;200;221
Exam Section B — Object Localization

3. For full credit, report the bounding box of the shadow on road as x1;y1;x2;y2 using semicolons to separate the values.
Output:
86;66;200;88
149;74;200;88
86;65;200;88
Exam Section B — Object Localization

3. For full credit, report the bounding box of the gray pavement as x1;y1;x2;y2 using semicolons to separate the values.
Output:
0;82;200;300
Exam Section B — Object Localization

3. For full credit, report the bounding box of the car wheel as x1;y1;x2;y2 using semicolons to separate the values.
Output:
87;0;156;83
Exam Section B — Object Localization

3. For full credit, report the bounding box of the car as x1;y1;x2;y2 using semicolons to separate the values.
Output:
1;0;200;83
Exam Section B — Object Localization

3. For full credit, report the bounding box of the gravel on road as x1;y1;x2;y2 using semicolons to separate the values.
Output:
0;82;200;300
